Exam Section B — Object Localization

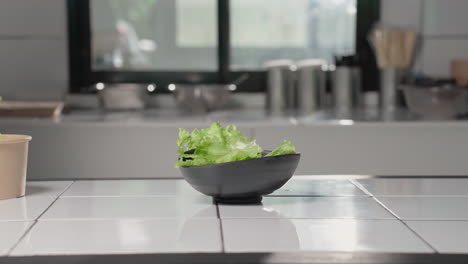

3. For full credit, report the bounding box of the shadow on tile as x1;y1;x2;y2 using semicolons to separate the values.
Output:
26;186;54;197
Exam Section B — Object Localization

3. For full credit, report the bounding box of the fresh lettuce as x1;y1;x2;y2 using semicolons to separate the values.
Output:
176;122;297;168
176;122;263;168
266;140;297;157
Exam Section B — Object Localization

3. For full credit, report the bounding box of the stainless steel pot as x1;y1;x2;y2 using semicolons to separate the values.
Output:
402;84;468;120
97;83;146;111
171;84;234;112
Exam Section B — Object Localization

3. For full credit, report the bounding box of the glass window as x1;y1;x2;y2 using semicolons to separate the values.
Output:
230;0;357;70
90;0;217;71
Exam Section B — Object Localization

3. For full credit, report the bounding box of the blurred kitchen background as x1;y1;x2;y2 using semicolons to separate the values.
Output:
1;0;468;179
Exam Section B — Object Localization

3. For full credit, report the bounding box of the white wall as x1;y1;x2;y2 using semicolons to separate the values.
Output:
381;0;468;78
0;0;68;101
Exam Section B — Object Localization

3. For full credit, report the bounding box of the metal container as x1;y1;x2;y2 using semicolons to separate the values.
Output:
332;66;362;116
98;84;146;111
380;68;401;113
171;84;233;112
296;59;327;114
402;84;468;120
264;60;295;114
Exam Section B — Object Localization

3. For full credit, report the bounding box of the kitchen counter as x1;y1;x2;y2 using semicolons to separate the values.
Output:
0;107;464;126
2;109;468;179
1;177;468;264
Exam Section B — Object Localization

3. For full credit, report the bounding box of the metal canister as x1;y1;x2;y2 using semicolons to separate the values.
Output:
332;66;362;116
264;60;295;114
331;55;362;117
380;68;400;113
296;59;327;114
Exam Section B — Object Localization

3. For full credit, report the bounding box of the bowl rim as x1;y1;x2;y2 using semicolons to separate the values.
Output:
179;152;301;169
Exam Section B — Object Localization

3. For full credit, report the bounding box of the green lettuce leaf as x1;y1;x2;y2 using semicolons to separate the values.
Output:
265;140;297;157
175;122;263;168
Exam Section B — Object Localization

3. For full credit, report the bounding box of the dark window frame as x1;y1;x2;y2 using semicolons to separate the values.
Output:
68;0;380;94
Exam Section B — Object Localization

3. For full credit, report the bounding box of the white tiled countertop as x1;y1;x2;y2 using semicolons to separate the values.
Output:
2;177;468;259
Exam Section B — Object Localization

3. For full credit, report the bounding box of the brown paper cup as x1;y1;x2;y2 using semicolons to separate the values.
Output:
0;135;32;200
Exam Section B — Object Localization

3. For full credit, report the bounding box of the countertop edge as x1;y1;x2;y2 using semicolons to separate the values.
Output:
2;252;468;264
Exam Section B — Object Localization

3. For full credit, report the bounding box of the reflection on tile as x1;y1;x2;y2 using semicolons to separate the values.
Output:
62;180;199;197
407;221;468;253
0;197;56;221
356;178;468;196
0;221;32;256
12;218;221;256
219;197;394;219
377;197;468;220
26;181;73;197
222;219;432;253
270;178;366;196
41;196;216;220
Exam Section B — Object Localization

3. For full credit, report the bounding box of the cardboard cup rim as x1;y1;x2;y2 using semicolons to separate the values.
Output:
0;134;32;144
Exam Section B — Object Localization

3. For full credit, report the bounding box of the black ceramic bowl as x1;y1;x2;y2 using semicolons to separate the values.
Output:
179;152;301;204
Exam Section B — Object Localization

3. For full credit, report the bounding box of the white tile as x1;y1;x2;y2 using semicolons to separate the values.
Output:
12;219;221;256
356;178;468;196
270;178;366;196
407;221;468;253
62;180;199;197
377;197;468;220
0;0;66;37
381;0;422;30
219;197;394;219
423;0;468;36
418;38;468;77
0;221;33;256
41;196;216;220
0;197;56;221
222;219;433;253
26;181;73;198
0;39;67;101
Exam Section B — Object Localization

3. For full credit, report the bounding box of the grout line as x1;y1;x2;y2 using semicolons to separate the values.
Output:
6;181;75;256
215;203;226;253
370;198;401;220
349;180;439;252
372;196;439;253
348;179;373;197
